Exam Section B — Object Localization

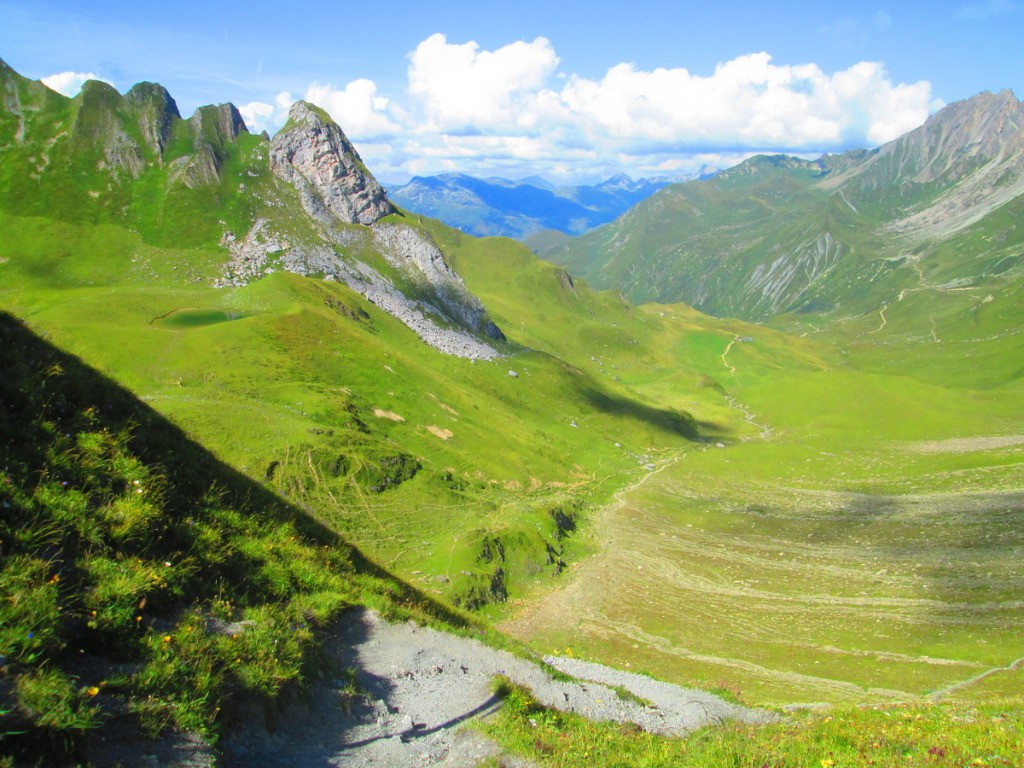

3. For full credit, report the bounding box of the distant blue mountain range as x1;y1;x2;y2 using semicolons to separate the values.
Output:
388;171;716;240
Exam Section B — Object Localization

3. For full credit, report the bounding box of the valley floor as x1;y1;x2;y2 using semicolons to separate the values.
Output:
501;358;1024;706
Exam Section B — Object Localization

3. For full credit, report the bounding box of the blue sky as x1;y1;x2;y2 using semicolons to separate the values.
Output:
2;0;1021;183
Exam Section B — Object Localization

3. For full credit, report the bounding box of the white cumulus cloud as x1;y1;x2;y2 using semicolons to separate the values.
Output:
237;92;292;133
41;71;113;97
560;53;935;150
228;35;941;183
304;79;400;138
407;33;562;132
383;37;939;181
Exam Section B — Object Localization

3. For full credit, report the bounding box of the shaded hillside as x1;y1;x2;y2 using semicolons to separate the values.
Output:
0;311;461;763
550;91;1024;340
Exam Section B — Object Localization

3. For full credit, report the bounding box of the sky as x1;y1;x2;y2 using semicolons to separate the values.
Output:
1;0;1022;184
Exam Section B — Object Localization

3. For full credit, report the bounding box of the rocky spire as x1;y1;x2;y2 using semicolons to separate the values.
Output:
125;82;181;157
270;101;393;226
189;103;248;146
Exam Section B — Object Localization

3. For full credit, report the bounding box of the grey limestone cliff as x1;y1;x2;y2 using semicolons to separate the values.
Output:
372;223;504;341
270;101;392;226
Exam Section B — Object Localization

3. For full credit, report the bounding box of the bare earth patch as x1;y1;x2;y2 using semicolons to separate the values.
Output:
373;408;405;422
428;393;460;416
427;425;454;440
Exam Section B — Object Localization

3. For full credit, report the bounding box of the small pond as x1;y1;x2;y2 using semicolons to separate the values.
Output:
152;308;253;329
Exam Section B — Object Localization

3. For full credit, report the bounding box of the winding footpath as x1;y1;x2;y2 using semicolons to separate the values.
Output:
221;608;775;767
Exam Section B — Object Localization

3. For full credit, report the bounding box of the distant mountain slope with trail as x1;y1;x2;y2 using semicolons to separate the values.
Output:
549;90;1024;342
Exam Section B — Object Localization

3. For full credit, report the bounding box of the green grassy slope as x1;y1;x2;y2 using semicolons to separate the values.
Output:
0;310;467;762
0;61;710;613
0;210;704;612
503;307;1024;706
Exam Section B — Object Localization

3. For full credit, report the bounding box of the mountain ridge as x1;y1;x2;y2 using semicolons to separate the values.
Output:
0;62;506;359
549;89;1024;331
388;171;696;239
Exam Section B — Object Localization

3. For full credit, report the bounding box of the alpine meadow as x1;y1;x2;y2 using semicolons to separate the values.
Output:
0;36;1022;768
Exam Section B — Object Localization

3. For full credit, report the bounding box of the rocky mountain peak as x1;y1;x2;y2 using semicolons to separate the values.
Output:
165;103;250;188
862;90;1024;185
189;103;249;146
270;100;392;227
125;81;181;157
125;81;180;115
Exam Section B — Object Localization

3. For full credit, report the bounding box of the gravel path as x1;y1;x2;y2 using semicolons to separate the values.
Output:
221;608;776;767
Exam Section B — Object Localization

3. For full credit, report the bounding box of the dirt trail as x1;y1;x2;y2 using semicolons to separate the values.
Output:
720;338;737;374
221;608;774;767
929;656;1024;700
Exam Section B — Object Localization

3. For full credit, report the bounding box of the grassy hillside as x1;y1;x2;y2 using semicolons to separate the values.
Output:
3;62;1022;766
502;290;1024;708
0;209;707;614
0;59;708;614
0;310;467;763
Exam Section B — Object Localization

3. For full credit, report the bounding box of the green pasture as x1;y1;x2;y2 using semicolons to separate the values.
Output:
504;335;1024;706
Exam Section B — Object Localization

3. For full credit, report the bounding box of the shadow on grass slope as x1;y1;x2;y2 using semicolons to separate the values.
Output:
0;311;466;765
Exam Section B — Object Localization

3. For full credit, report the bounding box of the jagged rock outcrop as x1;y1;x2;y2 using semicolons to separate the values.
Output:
124;82;180;157
206;96;502;357
72;80;145;179
170;103;250;188
60;78;248;187
190;103;247;146
270;101;392;226
826;90;1024;190
850;90;1024;241
215;218;504;360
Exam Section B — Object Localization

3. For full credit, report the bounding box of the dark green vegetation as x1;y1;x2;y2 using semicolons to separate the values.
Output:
0;311;465;763
2;57;1023;766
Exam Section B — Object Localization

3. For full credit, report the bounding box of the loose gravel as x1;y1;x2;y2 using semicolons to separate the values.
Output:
221;607;777;767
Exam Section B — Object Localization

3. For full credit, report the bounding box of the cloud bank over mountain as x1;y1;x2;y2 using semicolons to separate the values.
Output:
41;70;113;96
48;34;941;183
